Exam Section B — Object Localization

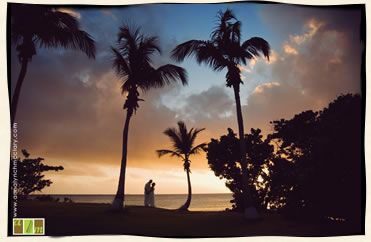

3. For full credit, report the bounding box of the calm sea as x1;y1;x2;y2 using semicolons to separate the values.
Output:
30;193;233;211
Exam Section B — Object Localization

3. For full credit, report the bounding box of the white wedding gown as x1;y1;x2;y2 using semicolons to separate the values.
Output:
148;189;155;207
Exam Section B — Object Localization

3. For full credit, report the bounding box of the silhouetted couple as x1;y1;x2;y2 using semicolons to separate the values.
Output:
144;179;155;207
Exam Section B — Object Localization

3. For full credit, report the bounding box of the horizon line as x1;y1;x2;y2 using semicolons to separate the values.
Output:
30;192;233;196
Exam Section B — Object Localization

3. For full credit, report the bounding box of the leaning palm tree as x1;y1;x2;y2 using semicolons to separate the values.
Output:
157;121;206;210
10;4;96;125
171;9;270;219
111;25;188;210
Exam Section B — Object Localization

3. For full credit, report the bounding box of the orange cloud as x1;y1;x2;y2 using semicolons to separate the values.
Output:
265;50;280;64
56;8;81;19
290;19;323;45
283;44;298;55
253;82;280;94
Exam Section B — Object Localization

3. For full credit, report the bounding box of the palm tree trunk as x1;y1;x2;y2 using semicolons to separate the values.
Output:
179;160;192;210
11;58;29;126
111;109;133;210
232;84;260;220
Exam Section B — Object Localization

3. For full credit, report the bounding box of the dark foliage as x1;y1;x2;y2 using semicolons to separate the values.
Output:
206;128;274;211
34;195;59;202
14;149;63;199
206;93;362;227
268;94;362;225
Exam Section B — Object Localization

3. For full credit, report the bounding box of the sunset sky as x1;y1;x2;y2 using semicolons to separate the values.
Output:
10;2;363;194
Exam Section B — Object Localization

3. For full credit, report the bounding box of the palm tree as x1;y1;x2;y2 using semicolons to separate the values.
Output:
157;121;206;210
111;25;188;210
171;9;270;219
10;4;96;125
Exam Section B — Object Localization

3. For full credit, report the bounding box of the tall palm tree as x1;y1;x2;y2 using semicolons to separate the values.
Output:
111;25;188;210
10;4;96;125
171;9;270;219
157;121;206;210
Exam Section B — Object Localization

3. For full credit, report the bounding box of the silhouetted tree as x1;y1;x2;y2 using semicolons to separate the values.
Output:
10;3;96;125
268;94;362;227
157;121;206;210
171;9;270;219
14;149;64;199
207;128;274;211
111;25;188;211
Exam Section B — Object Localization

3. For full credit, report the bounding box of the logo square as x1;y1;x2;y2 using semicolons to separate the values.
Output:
24;219;33;234
34;219;44;234
13;219;23;234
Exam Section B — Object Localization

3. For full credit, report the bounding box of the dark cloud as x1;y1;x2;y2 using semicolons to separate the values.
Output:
243;82;318;134
259;4;362;42
243;5;363;135
175;85;235;122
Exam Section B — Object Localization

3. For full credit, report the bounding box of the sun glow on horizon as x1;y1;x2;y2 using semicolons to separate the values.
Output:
36;166;231;195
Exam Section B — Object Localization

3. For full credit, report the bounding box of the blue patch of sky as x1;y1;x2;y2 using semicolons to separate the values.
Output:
152;3;278;109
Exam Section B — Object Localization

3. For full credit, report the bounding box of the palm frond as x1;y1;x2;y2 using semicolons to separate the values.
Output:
171;40;206;62
189;143;207;155
156;149;183;159
177;121;190;153
120;77;136;94
136;64;187;93
35;11;96;58
164;127;183;153
111;47;131;79
238;48;255;65
231;21;241;42
219;9;237;23
151;64;188;88
189;127;206;148
241;37;271;61
117;24;141;54
195;42;227;71
139;36;161;57
211;9;238;43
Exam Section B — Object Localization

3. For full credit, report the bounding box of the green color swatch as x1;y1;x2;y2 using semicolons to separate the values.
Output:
24;219;33;234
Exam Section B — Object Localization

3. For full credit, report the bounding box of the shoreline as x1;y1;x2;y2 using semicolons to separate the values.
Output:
29;193;233;196
28;193;234;211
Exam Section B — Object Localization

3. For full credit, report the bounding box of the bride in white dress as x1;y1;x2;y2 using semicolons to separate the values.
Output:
149;183;156;207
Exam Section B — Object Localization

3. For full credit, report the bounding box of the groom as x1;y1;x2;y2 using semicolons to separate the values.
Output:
144;179;153;207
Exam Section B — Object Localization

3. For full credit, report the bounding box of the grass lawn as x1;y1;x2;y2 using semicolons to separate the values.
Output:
15;200;359;237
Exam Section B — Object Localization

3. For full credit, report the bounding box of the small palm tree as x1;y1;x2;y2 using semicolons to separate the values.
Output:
171;9;270;219
111;25;188;211
157;121;206;210
10;4;96;125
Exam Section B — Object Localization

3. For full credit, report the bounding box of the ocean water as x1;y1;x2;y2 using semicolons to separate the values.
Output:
31;193;234;211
